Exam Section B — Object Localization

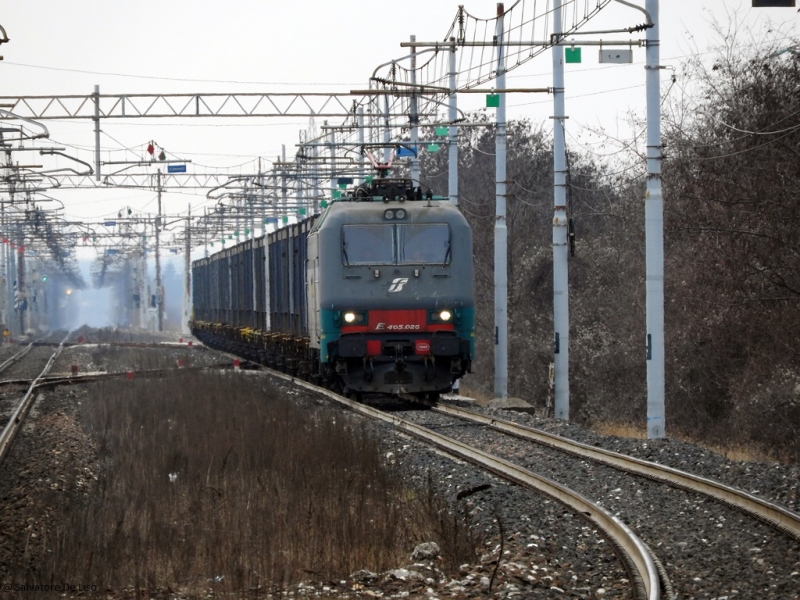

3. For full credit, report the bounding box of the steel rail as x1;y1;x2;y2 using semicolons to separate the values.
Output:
0;339;67;463
257;370;660;600
0;342;36;374
435;403;800;541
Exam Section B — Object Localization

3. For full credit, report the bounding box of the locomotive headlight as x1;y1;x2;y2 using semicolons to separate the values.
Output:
395;209;406;219
384;209;395;220
428;308;454;323
341;311;366;324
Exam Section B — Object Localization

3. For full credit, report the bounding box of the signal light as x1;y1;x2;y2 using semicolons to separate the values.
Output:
41;275;47;282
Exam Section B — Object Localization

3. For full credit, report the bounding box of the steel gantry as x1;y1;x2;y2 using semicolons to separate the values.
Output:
0;87;431;183
0;92;392;120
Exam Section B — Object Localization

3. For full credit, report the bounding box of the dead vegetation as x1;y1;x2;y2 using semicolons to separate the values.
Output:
16;371;477;596
420;23;799;463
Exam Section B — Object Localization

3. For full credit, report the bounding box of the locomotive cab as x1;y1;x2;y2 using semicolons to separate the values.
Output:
306;190;475;399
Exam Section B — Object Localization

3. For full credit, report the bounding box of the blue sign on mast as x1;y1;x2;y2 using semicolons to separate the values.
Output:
167;164;187;173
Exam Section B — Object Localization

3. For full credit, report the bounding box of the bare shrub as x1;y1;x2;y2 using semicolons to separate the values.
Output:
419;23;800;461
23;372;477;595
422;118;646;424
662;23;800;461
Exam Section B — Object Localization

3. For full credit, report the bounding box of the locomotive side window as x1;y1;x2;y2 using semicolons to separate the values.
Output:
398;224;450;265
342;225;394;265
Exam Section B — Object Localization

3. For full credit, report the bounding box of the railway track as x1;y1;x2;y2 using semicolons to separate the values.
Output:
2;338;797;598
0;341;36;375
433;403;800;541
252;367;661;600
0;344;66;383
403;402;800;599
0;339;67;463
0;335;235;464
0;337;238;467
242;361;800;599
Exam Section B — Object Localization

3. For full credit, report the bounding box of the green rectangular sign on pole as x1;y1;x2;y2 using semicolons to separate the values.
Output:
486;94;500;108
565;47;582;63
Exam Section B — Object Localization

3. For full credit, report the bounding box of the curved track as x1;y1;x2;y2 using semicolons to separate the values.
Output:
260;367;661;600
252;360;800;598
433;403;800;542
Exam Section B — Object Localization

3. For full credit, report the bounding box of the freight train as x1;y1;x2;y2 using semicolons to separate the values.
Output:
191;177;475;402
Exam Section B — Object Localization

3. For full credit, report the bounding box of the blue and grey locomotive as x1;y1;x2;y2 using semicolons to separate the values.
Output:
191;178;475;401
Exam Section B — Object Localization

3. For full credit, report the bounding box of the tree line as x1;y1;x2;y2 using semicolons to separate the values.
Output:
419;25;800;462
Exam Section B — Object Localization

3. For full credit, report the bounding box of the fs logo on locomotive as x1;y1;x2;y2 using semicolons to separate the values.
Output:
388;277;409;293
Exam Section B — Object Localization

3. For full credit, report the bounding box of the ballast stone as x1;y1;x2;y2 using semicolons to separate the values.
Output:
412;541;441;560
387;568;424;581
350;569;378;583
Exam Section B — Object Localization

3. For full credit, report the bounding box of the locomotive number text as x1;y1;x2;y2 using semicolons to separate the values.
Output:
375;323;420;331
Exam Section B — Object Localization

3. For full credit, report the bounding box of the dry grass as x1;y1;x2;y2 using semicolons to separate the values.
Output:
25;372;478;596
456;384;495;408
462;387;779;464
668;429;778;464
589;422;647;440
707;445;774;463
88;344;196;371
591;421;778;464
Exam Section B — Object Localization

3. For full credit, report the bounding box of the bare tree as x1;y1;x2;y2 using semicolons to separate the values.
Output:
662;20;800;459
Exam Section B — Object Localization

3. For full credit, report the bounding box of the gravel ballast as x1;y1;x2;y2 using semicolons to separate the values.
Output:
398;405;800;599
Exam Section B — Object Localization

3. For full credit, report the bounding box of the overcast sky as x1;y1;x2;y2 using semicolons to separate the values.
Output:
1;0;798;237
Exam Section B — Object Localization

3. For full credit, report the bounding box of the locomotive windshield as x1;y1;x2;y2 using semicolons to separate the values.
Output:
397;224;450;264
342;223;450;266
342;225;395;265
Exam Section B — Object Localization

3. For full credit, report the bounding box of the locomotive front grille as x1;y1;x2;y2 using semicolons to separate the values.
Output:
383;340;414;356
337;337;418;358
337;336;461;359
